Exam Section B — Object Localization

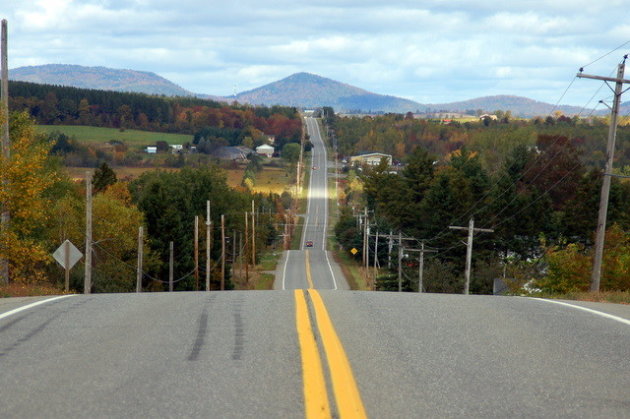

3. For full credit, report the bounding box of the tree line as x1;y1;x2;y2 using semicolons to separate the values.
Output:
332;111;630;294
1;111;291;292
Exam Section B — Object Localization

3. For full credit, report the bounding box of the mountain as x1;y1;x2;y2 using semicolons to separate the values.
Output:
10;64;590;116
10;64;194;97
234;72;421;113
427;95;587;118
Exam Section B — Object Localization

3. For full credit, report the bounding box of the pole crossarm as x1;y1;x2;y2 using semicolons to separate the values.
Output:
449;226;494;233
577;72;630;85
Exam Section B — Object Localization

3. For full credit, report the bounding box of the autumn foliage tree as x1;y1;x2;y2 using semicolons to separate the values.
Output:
0;112;59;282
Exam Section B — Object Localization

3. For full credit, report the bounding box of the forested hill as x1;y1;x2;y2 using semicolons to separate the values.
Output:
10;64;194;97
235;72;421;113
8;80;302;146
427;95;588;117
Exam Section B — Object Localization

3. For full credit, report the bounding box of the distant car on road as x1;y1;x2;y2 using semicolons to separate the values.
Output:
305;240;313;248
312;166;319;170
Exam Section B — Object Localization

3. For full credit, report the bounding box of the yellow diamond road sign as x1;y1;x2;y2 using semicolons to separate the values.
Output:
350;248;358;255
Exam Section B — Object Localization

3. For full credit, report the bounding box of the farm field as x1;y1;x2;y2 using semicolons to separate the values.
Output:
67;164;294;196
36;125;192;146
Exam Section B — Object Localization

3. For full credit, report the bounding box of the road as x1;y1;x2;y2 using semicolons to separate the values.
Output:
1;117;630;418
275;116;348;291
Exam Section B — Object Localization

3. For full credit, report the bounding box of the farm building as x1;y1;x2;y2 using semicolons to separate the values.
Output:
212;146;254;162
256;144;275;158
350;152;392;167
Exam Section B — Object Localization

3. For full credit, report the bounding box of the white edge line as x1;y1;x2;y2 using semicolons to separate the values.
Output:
324;251;338;290
282;250;291;290
0;294;76;321
531;297;630;326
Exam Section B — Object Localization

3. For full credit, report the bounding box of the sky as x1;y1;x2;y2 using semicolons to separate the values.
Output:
2;0;630;106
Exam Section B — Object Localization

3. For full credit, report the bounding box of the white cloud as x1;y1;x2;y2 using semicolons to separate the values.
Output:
3;0;630;104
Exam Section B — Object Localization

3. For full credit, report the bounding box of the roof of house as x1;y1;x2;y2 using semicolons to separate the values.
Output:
212;146;254;160
256;144;274;150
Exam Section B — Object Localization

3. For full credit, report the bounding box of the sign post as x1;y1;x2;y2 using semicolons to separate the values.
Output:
52;240;83;292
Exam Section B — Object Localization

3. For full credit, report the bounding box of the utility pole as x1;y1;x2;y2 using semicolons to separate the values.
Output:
397;232;402;292
169;241;174;292
0;20;9;285
251;200;256;266
206;200;211;291
232;229;237;265
388;230;393;269
362;207;368;267
450;218;493;295
404;242;437;293
221;214;225;290
136;226;143;292
577;59;630;291
194;215;199;291
244;211;249;283
84;171;93;294
373;230;379;272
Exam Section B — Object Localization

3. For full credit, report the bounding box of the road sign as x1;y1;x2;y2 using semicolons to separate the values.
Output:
350;248;358;255
53;240;83;270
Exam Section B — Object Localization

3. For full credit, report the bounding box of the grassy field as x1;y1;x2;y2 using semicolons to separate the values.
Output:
66;166;180;181
37;125;192;146
224;166;294;195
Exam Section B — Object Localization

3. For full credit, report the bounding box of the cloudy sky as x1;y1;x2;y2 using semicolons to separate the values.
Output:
2;0;629;105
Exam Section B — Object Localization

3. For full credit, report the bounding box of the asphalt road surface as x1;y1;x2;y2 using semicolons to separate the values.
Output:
2;116;629;418
275;116;348;291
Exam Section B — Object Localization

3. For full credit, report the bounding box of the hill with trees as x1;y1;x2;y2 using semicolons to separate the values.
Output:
10;64;195;97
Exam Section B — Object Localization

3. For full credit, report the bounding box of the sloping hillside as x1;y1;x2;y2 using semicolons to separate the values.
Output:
10;64;194;97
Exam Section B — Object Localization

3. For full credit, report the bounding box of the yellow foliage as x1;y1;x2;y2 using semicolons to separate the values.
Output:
0;112;58;282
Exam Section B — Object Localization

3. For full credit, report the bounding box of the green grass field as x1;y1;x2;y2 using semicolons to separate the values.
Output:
36;125;192;146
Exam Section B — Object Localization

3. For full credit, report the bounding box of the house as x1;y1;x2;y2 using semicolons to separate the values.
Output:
349;152;392;167
256;144;275;158
212;146;254;162
145;146;157;154
479;114;498;121
170;144;183;153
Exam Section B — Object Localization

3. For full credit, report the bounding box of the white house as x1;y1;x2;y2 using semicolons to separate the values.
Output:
145;146;157;154
350;152;392;167
256;144;275;158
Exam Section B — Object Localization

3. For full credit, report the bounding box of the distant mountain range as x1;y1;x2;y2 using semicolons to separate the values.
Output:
10;64;195;97
10;64;602;117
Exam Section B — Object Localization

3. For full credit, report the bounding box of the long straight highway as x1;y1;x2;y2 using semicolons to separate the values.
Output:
1;116;630;418
275;116;347;291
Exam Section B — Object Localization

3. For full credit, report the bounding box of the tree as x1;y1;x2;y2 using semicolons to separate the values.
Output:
281;142;301;164
93;162;117;193
0;112;60;282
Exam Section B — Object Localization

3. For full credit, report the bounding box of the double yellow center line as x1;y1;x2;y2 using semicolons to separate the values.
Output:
294;253;367;418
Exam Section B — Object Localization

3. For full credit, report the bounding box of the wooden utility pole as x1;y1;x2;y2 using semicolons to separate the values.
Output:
577;60;630;291
450;218;493;295
206;200;211;291
397;232;403;292
388;230;393;269
194;215;199;291
169;241;174;292
84;171;93;294
232;229;237;265
0;20;9;284
244;211;249;283
362;207;368;267
221;214;225;290
251;200;256;266
373;231;379;290
136;226;143;292
404;242;437;293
